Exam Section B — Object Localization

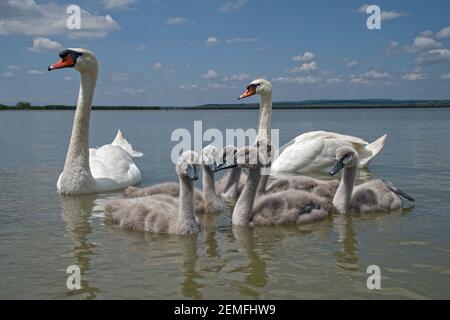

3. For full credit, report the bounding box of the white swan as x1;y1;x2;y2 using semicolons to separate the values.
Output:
329;146;414;214
48;49;142;195
238;79;388;175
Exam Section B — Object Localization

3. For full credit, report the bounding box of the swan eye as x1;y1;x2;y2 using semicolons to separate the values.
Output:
58;50;83;65
342;153;354;164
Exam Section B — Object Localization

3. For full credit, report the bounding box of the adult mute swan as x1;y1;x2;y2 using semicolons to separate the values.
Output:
329;146;414;214
224;146;331;226
105;151;200;234
237;79;388;175
48;49;142;195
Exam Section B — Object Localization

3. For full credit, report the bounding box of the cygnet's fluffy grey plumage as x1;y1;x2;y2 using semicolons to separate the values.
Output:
330;146;414;214
123;182;204;203
230;145;331;226
264;176;339;201
123;146;225;214
104;151;200;234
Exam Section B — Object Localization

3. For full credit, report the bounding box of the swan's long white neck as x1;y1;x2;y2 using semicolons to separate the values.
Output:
256;91;272;196
59;66;98;194
177;176;198;234
257;92;272;141
333;165;357;214
232;168;260;226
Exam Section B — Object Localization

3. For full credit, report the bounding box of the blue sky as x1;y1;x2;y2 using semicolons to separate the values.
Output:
0;0;449;106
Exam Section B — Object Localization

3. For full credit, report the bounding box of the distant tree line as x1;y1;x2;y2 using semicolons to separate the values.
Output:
1;100;450;110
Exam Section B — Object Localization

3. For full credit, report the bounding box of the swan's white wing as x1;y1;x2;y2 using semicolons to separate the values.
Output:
111;129;143;158
273;138;346;174
90;144;141;190
89;148;98;158
273;130;370;174
294;131;368;146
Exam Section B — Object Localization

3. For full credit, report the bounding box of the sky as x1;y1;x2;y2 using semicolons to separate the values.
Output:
0;0;449;106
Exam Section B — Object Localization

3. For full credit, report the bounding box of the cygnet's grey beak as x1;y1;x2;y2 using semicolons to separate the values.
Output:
186;164;199;181
208;161;219;173
216;162;238;171
329;158;345;176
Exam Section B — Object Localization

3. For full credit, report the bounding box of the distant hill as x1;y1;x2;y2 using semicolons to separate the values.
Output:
1;99;450;110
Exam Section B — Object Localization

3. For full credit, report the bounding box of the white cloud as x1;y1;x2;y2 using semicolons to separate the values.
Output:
350;70;391;85
436;26;450;39
124;88;145;95
387;40;400;55
3;72;14;78
346;60;360;68
207;83;234;89
0;1;119;38
165;17;188;25
206;36;219;46
64;76;72;81
439;73;450;80
288;61;318;73
201;69;219;79
416;48;450;65
381;10;405;21
420;30;434;38
223;73;251;82
152;62;163;69
137;44;150;51
406;36;442;53
292;52;315;62
402;73;426;81
27;69;44;75
358;5;405;21
219;0;248;12
362;70;390;80
179;84;198;90
226;37;258;43
350;76;371;85
8;65;20;70
272;75;322;85
357;5;370;13
30;37;61;52
102;0;135;9
326;78;342;84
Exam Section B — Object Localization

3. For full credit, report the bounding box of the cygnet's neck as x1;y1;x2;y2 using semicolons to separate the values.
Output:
177;175;198;234
233;167;261;226
333;165;357;214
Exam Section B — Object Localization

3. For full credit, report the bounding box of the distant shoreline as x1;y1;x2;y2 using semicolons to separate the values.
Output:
2;100;450;111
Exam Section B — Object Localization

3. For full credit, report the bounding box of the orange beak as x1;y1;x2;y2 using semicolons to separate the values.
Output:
238;85;256;100
48;55;74;71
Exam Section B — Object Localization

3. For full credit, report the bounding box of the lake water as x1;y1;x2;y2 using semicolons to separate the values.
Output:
0;108;449;299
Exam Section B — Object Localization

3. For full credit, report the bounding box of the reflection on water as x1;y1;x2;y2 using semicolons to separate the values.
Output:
180;235;202;299
334;215;359;271
232;227;268;299
59;195;101;299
